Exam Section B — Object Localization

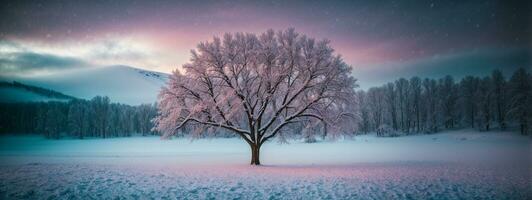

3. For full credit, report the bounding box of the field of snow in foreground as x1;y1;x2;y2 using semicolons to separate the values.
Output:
0;130;530;199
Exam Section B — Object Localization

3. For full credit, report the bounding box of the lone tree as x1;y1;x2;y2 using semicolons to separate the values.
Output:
154;29;358;165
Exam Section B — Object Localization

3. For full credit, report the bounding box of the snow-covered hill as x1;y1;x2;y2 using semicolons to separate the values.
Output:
1;66;169;105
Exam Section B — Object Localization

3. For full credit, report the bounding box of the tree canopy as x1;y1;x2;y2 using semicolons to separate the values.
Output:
153;29;358;165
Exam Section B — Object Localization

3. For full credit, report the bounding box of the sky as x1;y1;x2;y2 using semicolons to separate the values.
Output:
0;0;530;88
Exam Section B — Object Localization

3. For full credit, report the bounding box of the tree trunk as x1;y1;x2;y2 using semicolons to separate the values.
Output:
250;144;261;165
322;123;328;140
521;122;528;136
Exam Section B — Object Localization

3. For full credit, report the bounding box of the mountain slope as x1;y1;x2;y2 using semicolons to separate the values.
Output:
1;66;169;105
0;81;76;103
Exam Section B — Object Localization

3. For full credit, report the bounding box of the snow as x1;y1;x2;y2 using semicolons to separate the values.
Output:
0;65;168;105
0;130;530;199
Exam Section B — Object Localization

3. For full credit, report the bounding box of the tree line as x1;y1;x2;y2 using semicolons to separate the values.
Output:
356;68;531;136
0;96;157;138
0;68;529;139
0;81;76;100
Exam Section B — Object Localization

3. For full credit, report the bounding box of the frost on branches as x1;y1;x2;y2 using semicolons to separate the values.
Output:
153;29;358;165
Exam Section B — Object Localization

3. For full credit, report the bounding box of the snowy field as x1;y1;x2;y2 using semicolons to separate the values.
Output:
0;130;530;199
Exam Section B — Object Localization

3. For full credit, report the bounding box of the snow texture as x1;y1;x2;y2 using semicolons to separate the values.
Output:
0;130;530;199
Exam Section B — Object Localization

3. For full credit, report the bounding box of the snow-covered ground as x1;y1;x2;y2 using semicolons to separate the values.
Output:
0;130;530;199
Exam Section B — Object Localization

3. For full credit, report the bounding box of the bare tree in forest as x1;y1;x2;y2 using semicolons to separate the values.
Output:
45;104;65;139
439;76;458;129
91;96;110;138
395;78;409;132
410;77;422;132
68;100;88;139
357;90;371;134
385;83;398;130
137;104;157;136
491;70;507;130
478;77;493;131
153;29;358;165
423;78;438;133
508;68;531;135
367;87;385;132
460;76;480;128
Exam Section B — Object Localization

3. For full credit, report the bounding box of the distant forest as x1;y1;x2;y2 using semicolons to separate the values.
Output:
0;68;530;139
356;68;531;136
0;96;157;139
0;81;77;100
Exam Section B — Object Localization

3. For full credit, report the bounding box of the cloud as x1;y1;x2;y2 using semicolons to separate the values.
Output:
0;38;157;76
88;40;148;61
0;51;89;75
0;40;27;52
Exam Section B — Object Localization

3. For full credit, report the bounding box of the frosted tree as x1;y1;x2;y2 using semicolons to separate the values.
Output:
153;29;358;165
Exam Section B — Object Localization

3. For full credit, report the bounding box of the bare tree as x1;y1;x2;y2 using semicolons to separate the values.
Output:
153;29;358;165
478;77;493;131
68;100;88;139
385;83;398;130
460;76;480;128
91;96;110;138
357;90;371;134
508;68;531;135
491;70;507;130
439;76;457;129
422;78;438;133
395;78;409;132
410;77;422;132
367;87;385;132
